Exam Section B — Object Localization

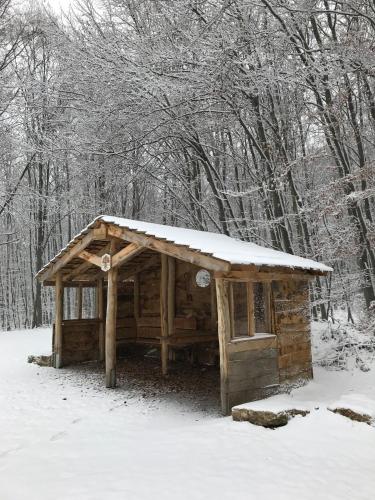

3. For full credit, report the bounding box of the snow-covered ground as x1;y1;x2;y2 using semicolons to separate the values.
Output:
0;327;374;500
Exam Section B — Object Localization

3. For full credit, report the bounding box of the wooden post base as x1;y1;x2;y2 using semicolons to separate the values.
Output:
54;352;62;369
106;368;116;388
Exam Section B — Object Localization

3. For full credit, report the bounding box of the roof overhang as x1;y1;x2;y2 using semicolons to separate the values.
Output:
36;216;332;285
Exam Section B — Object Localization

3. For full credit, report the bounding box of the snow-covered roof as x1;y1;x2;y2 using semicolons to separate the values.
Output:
37;215;332;278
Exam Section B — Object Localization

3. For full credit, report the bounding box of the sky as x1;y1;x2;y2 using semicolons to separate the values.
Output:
45;0;73;12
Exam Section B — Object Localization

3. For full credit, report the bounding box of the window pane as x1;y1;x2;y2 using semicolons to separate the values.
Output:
254;282;266;332
232;282;248;337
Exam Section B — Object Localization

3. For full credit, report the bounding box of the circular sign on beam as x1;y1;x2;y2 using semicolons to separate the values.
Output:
101;254;111;272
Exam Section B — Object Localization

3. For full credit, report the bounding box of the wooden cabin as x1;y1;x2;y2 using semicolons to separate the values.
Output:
36;216;332;414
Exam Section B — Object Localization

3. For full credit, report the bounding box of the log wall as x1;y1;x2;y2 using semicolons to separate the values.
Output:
59;319;100;365
175;261;212;333
272;279;313;382
226;344;279;410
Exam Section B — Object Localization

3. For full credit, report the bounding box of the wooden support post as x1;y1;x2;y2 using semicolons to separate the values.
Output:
97;277;105;361
210;277;218;333
229;282;234;339
54;271;64;368
167;257;175;337
216;278;231;415
105;266;118;388
160;254;169;375
247;282;255;337
76;284;83;319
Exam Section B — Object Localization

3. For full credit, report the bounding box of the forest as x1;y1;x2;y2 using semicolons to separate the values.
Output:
0;0;374;331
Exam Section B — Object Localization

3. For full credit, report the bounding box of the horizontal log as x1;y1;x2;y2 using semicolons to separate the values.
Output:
228;335;277;353
228;372;279;393
279;341;311;356
112;243;146;268
137;316;160;327
214;271;314;281
226;385;280;409
228;360;278;378
278;350;312;369
78;250;102;268
137;326;162;338
229;347;278;362
174;316;197;330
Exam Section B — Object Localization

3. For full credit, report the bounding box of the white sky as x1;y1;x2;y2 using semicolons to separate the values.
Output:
44;0;73;12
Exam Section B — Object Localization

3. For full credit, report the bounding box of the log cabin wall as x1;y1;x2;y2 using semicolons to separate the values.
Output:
116;282;136;341
226;340;279;411
272;279;313;382
137;265;161;338
115;258;215;341
174;261;213;334
57;319;100;365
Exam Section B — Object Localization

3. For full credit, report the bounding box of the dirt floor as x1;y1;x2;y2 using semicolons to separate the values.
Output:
63;351;221;414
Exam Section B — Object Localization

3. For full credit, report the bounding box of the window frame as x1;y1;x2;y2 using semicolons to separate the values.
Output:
228;279;272;339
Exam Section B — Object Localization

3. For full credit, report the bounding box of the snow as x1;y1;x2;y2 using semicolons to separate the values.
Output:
37;215;332;278
1;327;375;500
101;215;332;271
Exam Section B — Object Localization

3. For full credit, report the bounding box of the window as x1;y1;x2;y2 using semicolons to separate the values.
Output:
230;281;271;338
231;282;248;337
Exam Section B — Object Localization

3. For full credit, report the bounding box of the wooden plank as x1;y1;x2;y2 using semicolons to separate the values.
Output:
229;282;235;339
210;278;218;333
105;265;118;388
160;254;169;375
247;282;255;337
137;327;161;338
107;224;231;272
44;280;98;287
230;264;328;277
229;347;278;363
78;250;102;268
214;270;316;281
167;257;175;337
137;316;161;327
174;317;196;330
167;334;217;345
227;335;277;353
111;243;145;268
54;271;64;368
215;278;231;415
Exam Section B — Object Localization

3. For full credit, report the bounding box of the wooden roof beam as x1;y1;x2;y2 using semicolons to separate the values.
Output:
63;242;111;282
112;243;146;268
78;250;102;268
107;224;231;272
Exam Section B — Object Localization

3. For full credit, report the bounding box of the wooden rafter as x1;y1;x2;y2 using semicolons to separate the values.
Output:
111;242;145;268
37;226;106;282
78;250;102;268
63;242;111;282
